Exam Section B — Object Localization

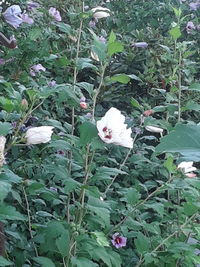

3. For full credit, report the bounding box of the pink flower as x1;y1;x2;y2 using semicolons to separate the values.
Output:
186;172;197;178
49;7;62;22
80;102;88;109
111;233;127;248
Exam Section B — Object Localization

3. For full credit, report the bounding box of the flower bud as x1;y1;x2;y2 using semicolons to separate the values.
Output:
21;98;28;110
143;109;154;117
80;102;88;109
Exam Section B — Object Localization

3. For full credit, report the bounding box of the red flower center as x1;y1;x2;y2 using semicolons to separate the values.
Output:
115;237;122;244
103;127;112;139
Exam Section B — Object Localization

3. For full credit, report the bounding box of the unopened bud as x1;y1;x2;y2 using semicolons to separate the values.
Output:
80;102;88;109
21;99;28;110
143;109;154;117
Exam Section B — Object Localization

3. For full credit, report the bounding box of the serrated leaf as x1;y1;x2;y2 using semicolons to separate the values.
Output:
0;181;11;201
92;232;109;247
169;26;181;40
56;22;71;34
79;121;98;145
134;232;150;254
33;257;55;267
126;188;141;205
188;83;200;91
108;31;116;43
0;122;12;136
45;140;71;150
108;41;124;57
131;98;142;110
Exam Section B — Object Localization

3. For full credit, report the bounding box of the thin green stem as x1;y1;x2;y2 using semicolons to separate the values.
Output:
177;50;182;122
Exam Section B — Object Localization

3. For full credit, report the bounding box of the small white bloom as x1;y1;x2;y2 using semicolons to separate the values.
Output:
25;126;54;145
145;126;163;133
0;136;6;167
96;107;133;148
177;161;197;174
91;6;110;19
91;51;99;61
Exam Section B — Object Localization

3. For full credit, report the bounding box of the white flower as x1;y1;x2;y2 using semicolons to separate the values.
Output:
177;161;197;174
25;126;54;145
91;6;110;19
145;126;163;133
96;107;133;148
0;136;6;167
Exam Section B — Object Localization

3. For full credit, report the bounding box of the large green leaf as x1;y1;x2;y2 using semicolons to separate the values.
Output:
155;124;200;161
0;181;11;201
0;256;13;266
71;257;98;267
0;205;26;221
33;257;55;267
0;122;12;136
79;121;98;145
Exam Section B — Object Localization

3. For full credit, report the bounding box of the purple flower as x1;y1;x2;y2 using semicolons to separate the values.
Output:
186;21;195;33
48;80;56;87
89;19;96;28
80;96;86;102
57;150;65;156
22;13;34;24
132;42;148;48
27;1;40;11
30;64;46;76
189;2;200;11
3;5;23;29
99;36;106;43
111;233;127;248
0;59;6;65
49;7;62;22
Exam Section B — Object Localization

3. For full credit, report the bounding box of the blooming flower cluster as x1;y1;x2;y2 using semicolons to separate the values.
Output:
97;107;133;148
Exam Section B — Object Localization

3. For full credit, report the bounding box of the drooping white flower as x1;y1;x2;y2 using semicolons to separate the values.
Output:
145;126;163;134
96;107;133;148
91;6;110;19
25;126;54;145
91;51;99;61
177;161;197;174
3;5;23;29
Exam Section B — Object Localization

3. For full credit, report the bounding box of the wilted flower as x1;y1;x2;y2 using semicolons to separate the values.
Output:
145;126;163;134
189;2;200;11
143;109;154;117
27;1;40;11
96;107;133;148
132;42;148;48
0;59;6;65
91;6;110;19
89;19;96;28
21;13;34;24
0;136;6;167
178;161;197;174
3;5;23;28
111;233;127;248
25;126;54;145
49;7;62;21
186;21;195;33
30;63;46;76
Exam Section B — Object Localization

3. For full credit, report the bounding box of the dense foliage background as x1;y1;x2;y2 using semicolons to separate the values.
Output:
0;0;200;266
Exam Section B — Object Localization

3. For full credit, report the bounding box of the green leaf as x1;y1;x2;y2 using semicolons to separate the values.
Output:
183;202;199;216
71;257;98;267
0;205;26;221
79;121;98;145
56;22;71;34
188;83;200;91
0;122;12;136
128;74;142;82
131;98;142;110
108;41;124;57
169;26;181;40
91;232;109;247
155;124;200;161
108;31;116;43
45;140;71;150
28;28;42;40
134;232;150;254
164;156;176;173
92;166;127;181
172;7;182;18
92;247;112;267
126;188;141;205
56;230;70;257
0;181;11;201
184;101;200;111
0;257;13;266
0;169;22;183
110;74;130;84
33;257;56;267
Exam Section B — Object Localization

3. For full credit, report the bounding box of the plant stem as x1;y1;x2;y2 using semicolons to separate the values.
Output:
177;50;182;122
22;186;38;257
